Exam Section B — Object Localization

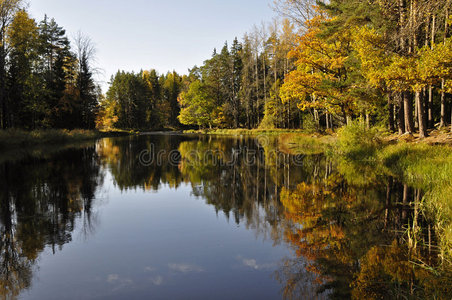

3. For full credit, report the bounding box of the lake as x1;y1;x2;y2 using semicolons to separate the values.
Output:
0;134;447;299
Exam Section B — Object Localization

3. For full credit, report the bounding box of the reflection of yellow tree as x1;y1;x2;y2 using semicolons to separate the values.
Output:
280;176;353;282
280;168;452;299
351;240;452;300
352;241;414;300
97;138;121;166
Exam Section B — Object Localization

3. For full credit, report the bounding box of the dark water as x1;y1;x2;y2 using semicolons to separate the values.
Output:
0;135;447;299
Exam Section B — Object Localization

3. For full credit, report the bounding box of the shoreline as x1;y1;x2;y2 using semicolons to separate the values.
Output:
0;129;134;151
183;128;452;146
2;128;450;152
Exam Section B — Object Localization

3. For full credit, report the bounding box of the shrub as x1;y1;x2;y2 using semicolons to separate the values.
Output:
301;114;318;133
336;120;385;161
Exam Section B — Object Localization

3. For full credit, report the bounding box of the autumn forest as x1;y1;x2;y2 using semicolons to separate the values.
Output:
0;0;450;135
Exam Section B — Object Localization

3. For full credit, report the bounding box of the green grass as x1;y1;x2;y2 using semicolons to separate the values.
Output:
0;129;131;150
184;128;309;136
379;143;452;185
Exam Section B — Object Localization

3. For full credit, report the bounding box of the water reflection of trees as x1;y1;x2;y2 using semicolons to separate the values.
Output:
279;166;451;299
0;135;433;299
97;135;451;299
98;136;185;191
178;137;306;241
98;135;306;241
0;147;103;299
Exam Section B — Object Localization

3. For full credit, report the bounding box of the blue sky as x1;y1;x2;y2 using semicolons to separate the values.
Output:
28;0;276;90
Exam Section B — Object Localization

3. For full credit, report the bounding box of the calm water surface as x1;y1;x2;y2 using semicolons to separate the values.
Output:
0;135;446;299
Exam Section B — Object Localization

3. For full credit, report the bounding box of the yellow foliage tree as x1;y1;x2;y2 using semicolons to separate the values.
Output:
280;15;360;124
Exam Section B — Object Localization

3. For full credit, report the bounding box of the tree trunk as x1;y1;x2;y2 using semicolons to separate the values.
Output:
402;184;409;221
314;108;320;128
262;55;266;107
326;112;330;130
346;115;352;126
256;55;260;126
397;93;405;134
299;111;302;129
428;16;436;128
388;94;395;132
384;177;393;229
414;94;419;129
416;91;428;138
440;79;447;128
428;86;433;128
403;92;415;133
287;103;290;129
0;44;7;129
441;8;449;129
399;0;407;50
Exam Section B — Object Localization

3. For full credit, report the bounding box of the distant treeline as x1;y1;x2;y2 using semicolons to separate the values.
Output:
98;20;299;131
0;0;99;130
98;70;184;130
99;22;299;131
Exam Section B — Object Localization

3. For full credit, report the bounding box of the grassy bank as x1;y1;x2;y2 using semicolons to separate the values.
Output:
0;129;133;150
333;123;452;266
